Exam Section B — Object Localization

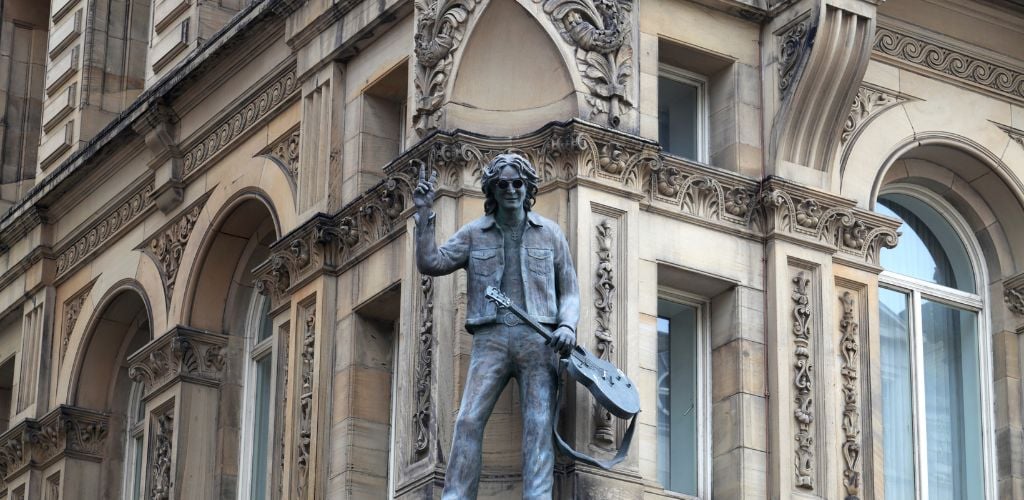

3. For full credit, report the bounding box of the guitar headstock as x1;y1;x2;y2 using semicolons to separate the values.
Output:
485;286;512;309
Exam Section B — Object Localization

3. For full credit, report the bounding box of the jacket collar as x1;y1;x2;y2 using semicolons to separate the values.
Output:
482;211;543;230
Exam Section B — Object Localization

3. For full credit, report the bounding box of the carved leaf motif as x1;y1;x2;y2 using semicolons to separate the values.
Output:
841;86;904;145
839;292;862;498
792;273;815;490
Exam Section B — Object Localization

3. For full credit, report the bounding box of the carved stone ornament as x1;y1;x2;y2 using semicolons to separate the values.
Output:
874;25;1024;103
295;311;316;499
841;85;911;145
992;121;1024;149
55;182;155;280
183;67;299;178
151;407;174;500
127;326;228;394
777;16;811;97
1003;273;1024;316
260;126;301;180
413;275;434;456
61;282;94;359
253;122;899;293
592;219;615;444
839;292;861;500
540;0;634;127
141;195;208;300
413;0;481;135
792;272;814;490
0;406;108;484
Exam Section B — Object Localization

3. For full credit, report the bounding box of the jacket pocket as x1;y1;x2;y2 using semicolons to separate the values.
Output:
526;248;553;276
470;248;500;276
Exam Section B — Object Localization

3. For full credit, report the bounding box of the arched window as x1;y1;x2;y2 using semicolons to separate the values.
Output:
121;379;145;500
877;188;992;499
238;294;278;500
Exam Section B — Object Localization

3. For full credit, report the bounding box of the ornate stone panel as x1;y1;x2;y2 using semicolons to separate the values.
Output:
140;194;209;301
777;14;811;98
150;405;174;500
182;66;299;178
413;275;434;457
413;0;482;135
61;281;94;360
259;125;301;181
0;406;109;486
592;218;616;445
539;0;634;128
294;309;316;499
841;84;912;146
838;291;862;499
126;326;228;395
55;181;155;281
791;271;815;490
873;25;1024;103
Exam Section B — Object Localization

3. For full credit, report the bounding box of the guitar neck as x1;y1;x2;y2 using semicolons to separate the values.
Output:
500;301;553;342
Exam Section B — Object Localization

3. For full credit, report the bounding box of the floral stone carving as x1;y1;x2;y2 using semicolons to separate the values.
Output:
839;292;861;499
142;195;208;300
413;0;481;135
127;326;228;394
792;272;815;490
413;275;435;456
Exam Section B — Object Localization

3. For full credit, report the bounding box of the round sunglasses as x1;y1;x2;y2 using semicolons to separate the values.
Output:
495;179;525;190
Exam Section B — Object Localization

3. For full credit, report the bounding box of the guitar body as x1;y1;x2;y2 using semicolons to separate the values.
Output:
564;345;640;419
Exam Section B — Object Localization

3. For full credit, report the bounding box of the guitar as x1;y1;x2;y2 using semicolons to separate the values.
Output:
484;286;640;419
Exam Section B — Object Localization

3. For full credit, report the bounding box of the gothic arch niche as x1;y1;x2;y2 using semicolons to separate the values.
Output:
446;0;578;136
70;284;152;499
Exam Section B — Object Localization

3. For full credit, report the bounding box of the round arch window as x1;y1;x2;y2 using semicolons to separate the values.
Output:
877;190;990;499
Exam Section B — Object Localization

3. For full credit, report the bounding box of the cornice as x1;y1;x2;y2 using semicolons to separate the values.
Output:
0;406;109;484
872;22;1024;104
126;325;228;397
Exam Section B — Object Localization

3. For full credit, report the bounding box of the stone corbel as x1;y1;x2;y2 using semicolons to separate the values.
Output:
126;325;228;396
1003;272;1024;317
132;103;184;213
767;0;881;173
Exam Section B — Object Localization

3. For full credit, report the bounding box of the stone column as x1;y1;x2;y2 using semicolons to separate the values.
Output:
126;325;228;500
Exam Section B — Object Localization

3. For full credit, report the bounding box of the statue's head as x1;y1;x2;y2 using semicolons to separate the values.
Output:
481;153;540;215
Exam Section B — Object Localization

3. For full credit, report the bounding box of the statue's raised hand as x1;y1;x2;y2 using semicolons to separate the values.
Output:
412;162;439;210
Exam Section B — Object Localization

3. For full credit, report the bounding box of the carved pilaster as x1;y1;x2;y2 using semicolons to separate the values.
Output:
592;219;615;445
294;310;316;498
140;195;209;302
413;276;434;457
792;272;814;490
150;406;174;500
539;0;635;128
413;0;481;135
839;292;861;500
126;326;228;395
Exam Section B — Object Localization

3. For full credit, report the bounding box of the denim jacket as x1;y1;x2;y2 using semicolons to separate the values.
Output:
415;211;580;334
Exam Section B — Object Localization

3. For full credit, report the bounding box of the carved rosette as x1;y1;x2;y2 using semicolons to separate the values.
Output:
413;0;481;135
540;0;634;127
127;327;228;394
143;197;207;299
592;219;615;444
150;407;174;500
839;292;861;500
413;276;435;456
295;311;316;498
792;272;814;490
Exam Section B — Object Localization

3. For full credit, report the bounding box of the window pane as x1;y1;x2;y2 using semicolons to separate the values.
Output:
658;76;699;160
257;298;273;343
880;287;915;498
656;300;698;495
131;437;143;500
921;299;984;500
250;355;273;500
877;194;975;292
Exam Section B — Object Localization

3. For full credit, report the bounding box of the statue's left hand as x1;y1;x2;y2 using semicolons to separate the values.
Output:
548;326;576;357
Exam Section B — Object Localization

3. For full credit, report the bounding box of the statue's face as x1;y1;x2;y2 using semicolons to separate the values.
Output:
495;165;526;213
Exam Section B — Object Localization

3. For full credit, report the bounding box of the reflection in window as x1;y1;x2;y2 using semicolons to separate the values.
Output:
656;299;699;495
658;65;707;162
878;192;986;499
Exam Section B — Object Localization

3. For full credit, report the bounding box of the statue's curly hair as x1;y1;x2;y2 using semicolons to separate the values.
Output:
481;153;540;215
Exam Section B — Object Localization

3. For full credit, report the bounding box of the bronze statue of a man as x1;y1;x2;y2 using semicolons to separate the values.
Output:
413;153;580;499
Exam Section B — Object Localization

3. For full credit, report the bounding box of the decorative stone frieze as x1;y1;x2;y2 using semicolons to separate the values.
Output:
1003;272;1024;316
182;66;299;178
791;272;814;490
126;326;228;395
838;292;861;500
592;219;615;444
413;0;482;135
61;282;93;359
260;126;301;180
413;275;434;457
539;0;634;128
55;181;155;281
150;406;174;500
874;25;1024;103
295;311;316;498
992;121;1024;149
140;195;209;300
253;122;898;289
0;406;109;485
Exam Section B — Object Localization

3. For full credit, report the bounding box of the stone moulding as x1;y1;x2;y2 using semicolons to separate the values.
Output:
873;25;1024;104
252;121;899;296
139;193;211;302
791;271;815;490
54;180;156;282
181;64;299;179
126;325;228;396
838;291;861;500
0;406;109;485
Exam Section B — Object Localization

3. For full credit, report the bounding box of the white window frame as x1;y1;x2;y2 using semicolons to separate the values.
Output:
877;184;997;500
121;380;145;500
658;63;709;164
237;293;279;500
656;288;712;498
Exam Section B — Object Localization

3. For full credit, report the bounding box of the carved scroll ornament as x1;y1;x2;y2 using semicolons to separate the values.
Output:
127;327;228;393
413;276;435;456
151;408;174;500
142;195;208;301
792;272;814;490
839;292;861;499
0;407;109;486
295;311;316;498
413;0;481;135
592;219;615;444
